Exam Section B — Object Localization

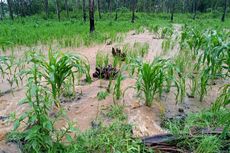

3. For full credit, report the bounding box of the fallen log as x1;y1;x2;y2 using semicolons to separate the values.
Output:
142;127;228;152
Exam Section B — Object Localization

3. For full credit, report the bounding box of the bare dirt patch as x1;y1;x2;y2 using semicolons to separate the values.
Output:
0;25;224;145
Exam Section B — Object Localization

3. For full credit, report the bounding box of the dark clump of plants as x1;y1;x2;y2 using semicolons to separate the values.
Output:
112;47;126;61
93;64;119;80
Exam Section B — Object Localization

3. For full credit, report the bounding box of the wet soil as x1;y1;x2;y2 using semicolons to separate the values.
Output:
0;25;227;149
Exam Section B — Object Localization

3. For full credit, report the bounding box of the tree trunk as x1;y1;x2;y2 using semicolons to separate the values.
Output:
89;0;95;32
108;0;112;16
170;0;175;22
44;0;48;19
65;0;69;18
7;0;14;20
131;0;135;23
55;0;61;21
115;0;118;20
0;0;4;20
83;0;86;22
221;0;227;22
192;0;197;20
97;0;101;19
20;0;26;17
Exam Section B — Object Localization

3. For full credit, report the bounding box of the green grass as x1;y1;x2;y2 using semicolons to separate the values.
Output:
1;12;229;51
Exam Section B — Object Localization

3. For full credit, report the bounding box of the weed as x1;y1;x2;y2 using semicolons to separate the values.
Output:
97;91;109;100
107;105;127;121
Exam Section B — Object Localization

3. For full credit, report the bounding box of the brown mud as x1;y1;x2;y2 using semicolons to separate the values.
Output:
0;25;226;150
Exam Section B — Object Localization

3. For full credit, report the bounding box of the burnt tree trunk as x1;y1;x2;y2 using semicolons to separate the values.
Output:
83;0;86;22
221;0;227;22
89;0;95;32
0;0;4;20
108;0;112;16
115;0;118;20
20;0;26;17
170;0;175;22
131;0;136;23
7;0;14;20
97;0;101;19
192;0;197;20
44;0;48;19
55;0;61;21
65;0;69;18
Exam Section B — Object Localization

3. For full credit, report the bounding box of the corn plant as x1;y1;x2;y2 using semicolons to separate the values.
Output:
161;26;173;39
212;84;230;112
27;50;90;107
96;52;109;68
10;63;76;152
113;72;124;102
180;27;229;101
0;55;24;93
135;58;185;106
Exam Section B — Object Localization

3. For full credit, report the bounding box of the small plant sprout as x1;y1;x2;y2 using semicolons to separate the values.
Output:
97;91;109;100
113;72;124;103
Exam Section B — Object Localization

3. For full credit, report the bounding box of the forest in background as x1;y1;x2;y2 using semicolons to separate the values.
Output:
0;0;229;22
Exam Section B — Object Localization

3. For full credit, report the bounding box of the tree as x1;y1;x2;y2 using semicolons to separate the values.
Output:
221;0;227;22
83;0;86;22
131;0;136;23
89;0;95;32
0;0;4;20
55;0;61;21
170;0;175;22
7;0;14;20
115;0;119;20
44;0;48;19
65;0;69;18
192;0;197;20
97;0;102;19
108;0;112;16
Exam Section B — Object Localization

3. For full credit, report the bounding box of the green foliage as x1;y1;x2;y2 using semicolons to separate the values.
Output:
0;55;24;93
26;50;91;107
136;58;185;106
97;91;109;100
212;84;230;112
96;52;109;68
164;108;229;152
195;136;222;153
9;63;76;153
67;121;147;153
107;105;127;121
179;26;230;101
113;72;124;101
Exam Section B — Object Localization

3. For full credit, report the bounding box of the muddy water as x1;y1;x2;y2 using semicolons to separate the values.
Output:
0;25;226;147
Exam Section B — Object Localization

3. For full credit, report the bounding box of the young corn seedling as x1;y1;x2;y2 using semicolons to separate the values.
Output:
135;58;185;106
113;72;124;103
11;63;76;152
27;50;90;107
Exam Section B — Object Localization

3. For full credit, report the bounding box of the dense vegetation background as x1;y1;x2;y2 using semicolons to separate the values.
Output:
0;0;229;22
